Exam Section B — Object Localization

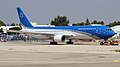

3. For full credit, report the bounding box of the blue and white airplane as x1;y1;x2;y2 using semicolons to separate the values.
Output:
16;7;115;44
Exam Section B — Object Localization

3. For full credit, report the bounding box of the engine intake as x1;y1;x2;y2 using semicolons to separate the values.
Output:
54;35;66;42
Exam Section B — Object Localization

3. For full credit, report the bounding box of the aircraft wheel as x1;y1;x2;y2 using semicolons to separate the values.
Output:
66;39;74;44
100;42;104;45
50;41;57;45
66;41;74;44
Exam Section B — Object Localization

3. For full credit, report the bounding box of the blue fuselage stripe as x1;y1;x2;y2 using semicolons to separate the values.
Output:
26;26;113;39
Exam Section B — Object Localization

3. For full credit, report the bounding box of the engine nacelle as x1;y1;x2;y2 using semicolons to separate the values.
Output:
54;35;66;42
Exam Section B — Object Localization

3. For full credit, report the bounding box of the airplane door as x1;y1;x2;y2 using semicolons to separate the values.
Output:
96;28;101;34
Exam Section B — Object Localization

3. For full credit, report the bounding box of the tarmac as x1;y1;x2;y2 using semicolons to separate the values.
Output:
0;41;120;67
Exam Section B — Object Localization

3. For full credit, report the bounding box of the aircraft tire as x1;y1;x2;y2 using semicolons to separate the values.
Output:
50;42;57;45
66;41;74;44
100;42;104;45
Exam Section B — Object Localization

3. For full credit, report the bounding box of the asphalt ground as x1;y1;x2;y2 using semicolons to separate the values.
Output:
0;41;120;67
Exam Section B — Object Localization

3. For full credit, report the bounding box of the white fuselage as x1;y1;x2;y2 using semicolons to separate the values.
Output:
21;27;96;40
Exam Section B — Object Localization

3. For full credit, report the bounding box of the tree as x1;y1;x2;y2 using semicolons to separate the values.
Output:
91;20;98;24
99;21;104;25
0;20;6;26
72;22;85;26
91;20;105;25
9;27;21;30
85;18;90;25
10;23;15;26
116;21;120;25
0;29;3;32
50;15;69;26
108;21;120;27
8;27;21;35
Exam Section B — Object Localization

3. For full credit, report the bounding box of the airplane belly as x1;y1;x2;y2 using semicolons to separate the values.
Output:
70;35;93;39
27;34;49;40
69;32;99;39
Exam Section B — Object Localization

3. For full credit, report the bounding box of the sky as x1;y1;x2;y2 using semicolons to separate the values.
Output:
0;0;120;25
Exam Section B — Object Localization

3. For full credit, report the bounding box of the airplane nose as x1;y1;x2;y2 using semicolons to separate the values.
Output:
110;31;115;37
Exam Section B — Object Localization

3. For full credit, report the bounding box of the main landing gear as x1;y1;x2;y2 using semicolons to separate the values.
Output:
50;41;57;45
50;39;74;45
66;39;74;44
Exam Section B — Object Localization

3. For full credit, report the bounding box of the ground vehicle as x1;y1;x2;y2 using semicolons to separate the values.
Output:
110;41;118;45
100;41;118;46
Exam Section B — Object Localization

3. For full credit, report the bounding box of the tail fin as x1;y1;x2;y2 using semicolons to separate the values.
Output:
17;7;33;28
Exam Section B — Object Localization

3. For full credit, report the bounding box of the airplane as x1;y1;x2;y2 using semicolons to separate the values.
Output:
15;7;115;44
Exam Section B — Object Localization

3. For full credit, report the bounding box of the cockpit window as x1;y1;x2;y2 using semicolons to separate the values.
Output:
106;29;112;31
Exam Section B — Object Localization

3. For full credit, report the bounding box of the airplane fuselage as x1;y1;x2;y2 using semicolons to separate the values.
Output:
22;25;115;39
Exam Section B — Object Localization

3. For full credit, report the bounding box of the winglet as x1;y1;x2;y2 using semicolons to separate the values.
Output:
17;7;33;28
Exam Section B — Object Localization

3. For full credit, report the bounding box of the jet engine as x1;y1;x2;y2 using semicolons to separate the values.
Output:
54;35;66;42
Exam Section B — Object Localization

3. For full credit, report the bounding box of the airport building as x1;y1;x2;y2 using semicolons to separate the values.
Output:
111;25;120;38
0;26;19;33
